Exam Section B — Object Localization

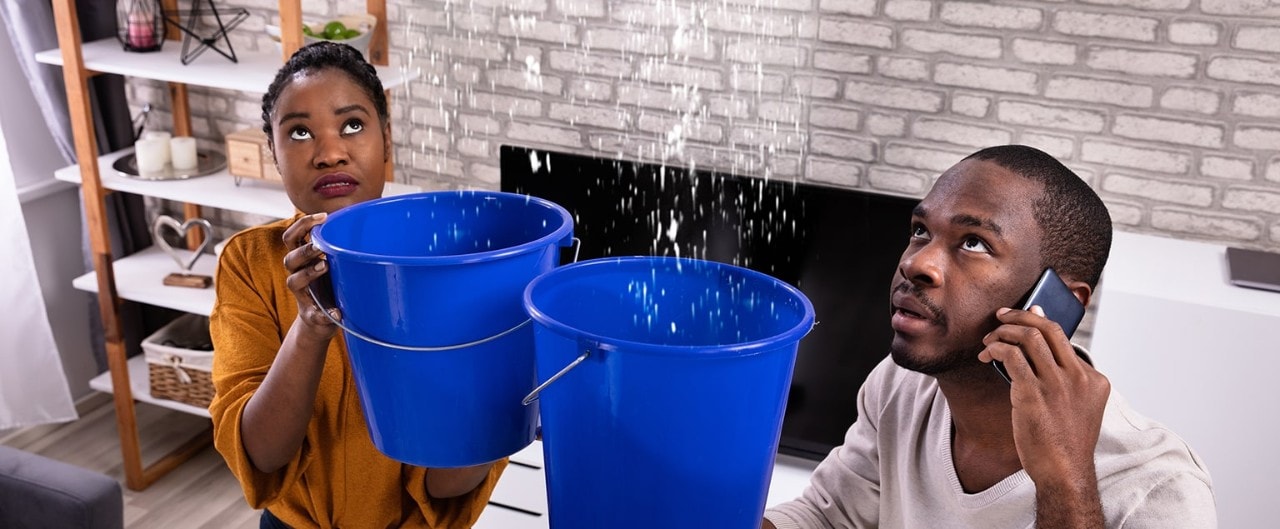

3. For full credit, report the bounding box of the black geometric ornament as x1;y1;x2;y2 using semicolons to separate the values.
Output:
165;0;249;65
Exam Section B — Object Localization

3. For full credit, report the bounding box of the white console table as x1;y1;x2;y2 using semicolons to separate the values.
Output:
1090;230;1280;529
475;441;818;528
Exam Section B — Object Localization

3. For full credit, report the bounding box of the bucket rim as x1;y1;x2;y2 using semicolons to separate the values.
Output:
523;256;816;358
311;190;573;265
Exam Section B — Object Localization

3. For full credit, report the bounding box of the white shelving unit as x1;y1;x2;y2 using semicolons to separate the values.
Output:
45;0;414;490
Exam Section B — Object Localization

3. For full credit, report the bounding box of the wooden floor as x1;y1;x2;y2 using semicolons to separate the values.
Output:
0;394;259;529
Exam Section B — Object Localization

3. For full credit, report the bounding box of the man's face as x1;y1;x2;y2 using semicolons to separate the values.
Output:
888;158;1046;376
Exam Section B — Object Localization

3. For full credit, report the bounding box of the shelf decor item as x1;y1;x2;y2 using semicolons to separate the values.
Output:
164;0;250;65
151;215;214;288
225;127;281;184
113;147;227;181
144;313;215;408
116;0;165;52
170;136;199;170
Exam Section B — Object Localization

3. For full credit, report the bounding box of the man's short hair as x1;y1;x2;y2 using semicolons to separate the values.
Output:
963;145;1112;288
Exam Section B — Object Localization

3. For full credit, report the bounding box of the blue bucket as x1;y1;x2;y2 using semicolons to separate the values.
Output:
523;256;814;529
312;190;573;468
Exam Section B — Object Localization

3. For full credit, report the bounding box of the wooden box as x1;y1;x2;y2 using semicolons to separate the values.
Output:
225;127;280;182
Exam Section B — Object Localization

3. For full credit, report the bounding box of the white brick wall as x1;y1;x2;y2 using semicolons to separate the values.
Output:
1167;20;1221;45
939;3;1043;30
141;0;1279;250
1012;39;1077;65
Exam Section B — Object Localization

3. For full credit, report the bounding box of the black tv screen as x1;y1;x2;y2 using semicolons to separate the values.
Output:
500;145;918;460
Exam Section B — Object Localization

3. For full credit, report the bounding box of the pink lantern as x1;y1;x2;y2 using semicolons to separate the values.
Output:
116;0;165;52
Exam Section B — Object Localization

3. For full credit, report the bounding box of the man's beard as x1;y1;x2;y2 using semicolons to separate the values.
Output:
890;343;986;376
888;281;1000;378
888;281;981;376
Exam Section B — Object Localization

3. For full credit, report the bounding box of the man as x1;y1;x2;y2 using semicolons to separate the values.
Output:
764;145;1216;528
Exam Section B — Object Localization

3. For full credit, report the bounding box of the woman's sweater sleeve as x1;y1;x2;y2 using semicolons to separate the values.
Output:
208;230;311;507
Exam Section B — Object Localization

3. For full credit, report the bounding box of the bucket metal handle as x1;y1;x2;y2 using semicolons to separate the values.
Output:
566;236;581;263
306;285;533;352
522;349;590;406
304;237;583;353
520;236;586;405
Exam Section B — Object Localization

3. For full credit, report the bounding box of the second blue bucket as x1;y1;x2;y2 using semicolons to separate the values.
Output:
312;190;573;468
523;256;814;529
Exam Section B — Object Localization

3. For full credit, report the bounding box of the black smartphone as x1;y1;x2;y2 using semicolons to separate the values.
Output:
993;268;1086;383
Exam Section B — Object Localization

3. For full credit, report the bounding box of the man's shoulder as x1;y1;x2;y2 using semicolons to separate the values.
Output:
1096;390;1214;491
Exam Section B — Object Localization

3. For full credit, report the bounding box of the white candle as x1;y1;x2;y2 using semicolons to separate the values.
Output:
134;138;167;174
170;136;198;170
142;131;171;165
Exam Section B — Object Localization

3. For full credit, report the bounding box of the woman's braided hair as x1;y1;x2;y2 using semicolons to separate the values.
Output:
260;41;387;144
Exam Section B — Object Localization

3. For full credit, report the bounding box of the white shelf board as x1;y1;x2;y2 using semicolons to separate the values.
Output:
89;355;212;419
35;38;417;93
56;148;422;219
57;149;297;218
72;245;217;316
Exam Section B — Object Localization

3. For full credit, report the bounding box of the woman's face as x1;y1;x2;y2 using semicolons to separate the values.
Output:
269;67;389;215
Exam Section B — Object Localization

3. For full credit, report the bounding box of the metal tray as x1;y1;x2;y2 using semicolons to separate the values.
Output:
113;149;227;181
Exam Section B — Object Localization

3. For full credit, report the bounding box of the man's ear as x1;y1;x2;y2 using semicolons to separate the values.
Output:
1067;280;1094;309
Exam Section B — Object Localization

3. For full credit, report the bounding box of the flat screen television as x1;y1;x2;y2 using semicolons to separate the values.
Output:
500;145;919;460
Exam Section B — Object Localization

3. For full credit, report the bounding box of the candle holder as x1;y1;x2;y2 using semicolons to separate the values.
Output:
116;0;165;52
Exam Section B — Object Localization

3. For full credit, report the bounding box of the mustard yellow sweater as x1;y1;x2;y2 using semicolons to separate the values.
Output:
209;216;505;528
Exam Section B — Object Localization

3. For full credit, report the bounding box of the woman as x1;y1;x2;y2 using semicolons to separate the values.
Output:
209;41;504;528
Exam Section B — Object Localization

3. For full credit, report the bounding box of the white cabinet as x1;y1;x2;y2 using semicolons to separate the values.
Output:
1091;230;1280;529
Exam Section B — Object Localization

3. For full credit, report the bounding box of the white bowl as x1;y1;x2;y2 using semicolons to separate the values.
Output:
265;14;376;58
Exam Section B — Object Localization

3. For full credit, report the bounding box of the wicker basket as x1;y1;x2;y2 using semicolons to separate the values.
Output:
143;314;215;408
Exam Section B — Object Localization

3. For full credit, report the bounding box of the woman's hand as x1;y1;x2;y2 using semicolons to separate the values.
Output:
282;212;340;342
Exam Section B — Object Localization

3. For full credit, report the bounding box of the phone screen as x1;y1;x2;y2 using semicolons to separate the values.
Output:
993;268;1086;383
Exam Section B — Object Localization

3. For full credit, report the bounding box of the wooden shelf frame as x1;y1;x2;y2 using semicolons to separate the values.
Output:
48;0;396;491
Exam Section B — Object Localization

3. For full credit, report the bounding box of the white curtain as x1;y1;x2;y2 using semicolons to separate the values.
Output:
0;126;76;430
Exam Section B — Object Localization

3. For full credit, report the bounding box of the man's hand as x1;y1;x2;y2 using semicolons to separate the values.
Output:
979;305;1109;528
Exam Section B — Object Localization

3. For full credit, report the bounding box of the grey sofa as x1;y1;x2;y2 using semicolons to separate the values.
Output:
0;445;123;529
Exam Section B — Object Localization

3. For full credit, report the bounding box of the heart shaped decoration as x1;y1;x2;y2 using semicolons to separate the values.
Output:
152;215;214;272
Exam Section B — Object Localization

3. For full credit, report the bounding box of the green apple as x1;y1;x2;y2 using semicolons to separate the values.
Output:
323;21;347;40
